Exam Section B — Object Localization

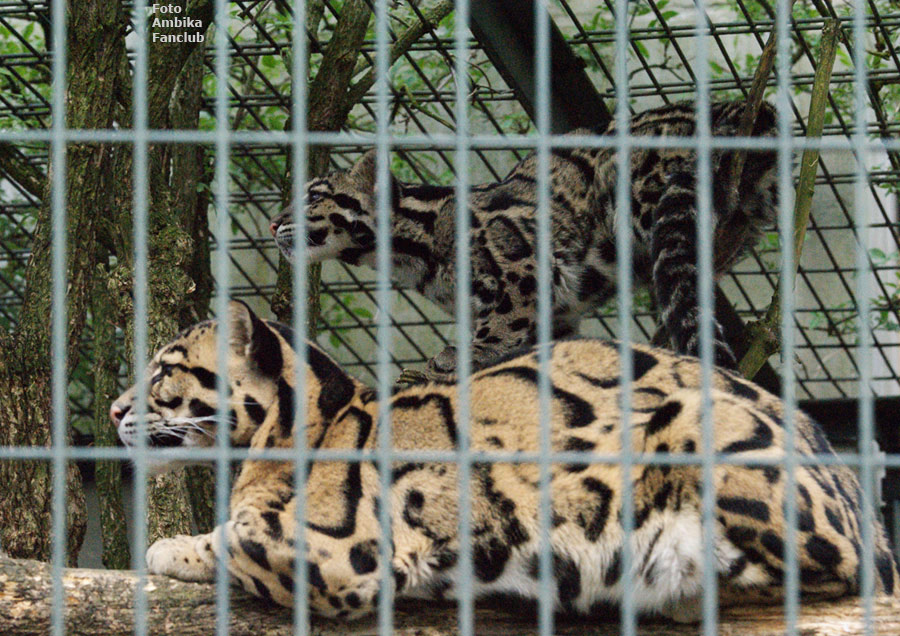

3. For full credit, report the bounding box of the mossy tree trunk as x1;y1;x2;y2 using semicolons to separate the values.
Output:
90;262;131;570
169;41;217;535
102;0;216;546
0;0;133;564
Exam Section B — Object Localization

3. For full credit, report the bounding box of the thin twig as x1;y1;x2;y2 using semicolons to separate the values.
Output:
739;18;841;380
725;0;797;212
344;0;454;109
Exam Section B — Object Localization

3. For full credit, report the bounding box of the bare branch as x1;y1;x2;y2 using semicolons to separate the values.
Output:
344;0;454;109
739;18;841;380
0;143;44;200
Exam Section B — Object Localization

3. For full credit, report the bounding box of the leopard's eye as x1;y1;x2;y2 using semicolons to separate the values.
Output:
308;191;323;204
152;363;175;385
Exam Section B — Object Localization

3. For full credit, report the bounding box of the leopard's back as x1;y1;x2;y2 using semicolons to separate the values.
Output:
384;340;897;616
273;100;779;378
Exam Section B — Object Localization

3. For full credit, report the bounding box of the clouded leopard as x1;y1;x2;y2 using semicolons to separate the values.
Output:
114;301;898;619
271;100;778;381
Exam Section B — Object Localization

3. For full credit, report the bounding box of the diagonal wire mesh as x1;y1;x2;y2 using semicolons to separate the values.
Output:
2;1;899;407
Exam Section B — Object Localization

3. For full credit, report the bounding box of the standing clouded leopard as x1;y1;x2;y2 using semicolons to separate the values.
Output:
271;100;778;381
111;301;897;620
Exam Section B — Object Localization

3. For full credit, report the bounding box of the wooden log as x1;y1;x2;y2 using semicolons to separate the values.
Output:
1;555;898;635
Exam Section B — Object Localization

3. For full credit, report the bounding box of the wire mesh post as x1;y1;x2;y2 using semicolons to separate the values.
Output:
453;0;474;633
612;0;636;633
49;0;69;632
212;1;233;633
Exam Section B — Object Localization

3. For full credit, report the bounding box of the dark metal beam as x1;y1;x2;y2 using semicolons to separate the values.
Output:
799;396;900;452
469;1;610;133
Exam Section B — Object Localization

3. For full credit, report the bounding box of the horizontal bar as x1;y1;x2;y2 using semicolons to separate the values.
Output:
0;443;895;468
1;128;899;152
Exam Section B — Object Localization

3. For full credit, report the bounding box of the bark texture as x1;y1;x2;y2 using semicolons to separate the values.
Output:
91;263;130;570
104;0;216;547
0;0;131;564
271;0;373;326
0;556;897;636
0;142;44;199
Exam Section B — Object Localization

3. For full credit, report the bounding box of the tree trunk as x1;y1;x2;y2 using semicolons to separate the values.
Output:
171;45;217;529
1;556;898;636
91;261;130;570
0;0;133;564
98;0;216;547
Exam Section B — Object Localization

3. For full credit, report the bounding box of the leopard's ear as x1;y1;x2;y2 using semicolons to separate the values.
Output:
228;300;254;355
350;149;377;190
227;300;284;377
350;149;399;209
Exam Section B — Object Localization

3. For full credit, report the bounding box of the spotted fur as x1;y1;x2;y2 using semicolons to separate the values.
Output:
271;100;778;379
110;302;897;621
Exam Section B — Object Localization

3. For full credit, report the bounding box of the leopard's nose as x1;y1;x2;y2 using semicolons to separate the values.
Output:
269;219;280;236
109;401;129;426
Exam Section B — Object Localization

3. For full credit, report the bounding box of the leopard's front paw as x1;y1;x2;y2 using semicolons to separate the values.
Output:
147;534;216;582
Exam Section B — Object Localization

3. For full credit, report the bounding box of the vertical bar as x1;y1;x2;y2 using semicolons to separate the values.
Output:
852;0;875;632
533;2;554;635
612;0;635;634
692;2;717;634
775;0;799;633
212;0;232;634
290;0;311;632
131;2;151;635
49;0;68;632
453;0;474;633
373;0;394;634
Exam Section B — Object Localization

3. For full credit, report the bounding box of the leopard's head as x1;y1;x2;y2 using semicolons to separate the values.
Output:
110;302;291;472
271;150;396;266
111;301;362;473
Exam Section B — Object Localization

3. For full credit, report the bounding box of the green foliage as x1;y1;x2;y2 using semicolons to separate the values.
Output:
808;248;900;338
318;292;374;351
0;21;50;131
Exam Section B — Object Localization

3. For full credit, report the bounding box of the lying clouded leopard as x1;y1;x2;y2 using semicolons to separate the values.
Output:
271;100;778;381
111;301;897;621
